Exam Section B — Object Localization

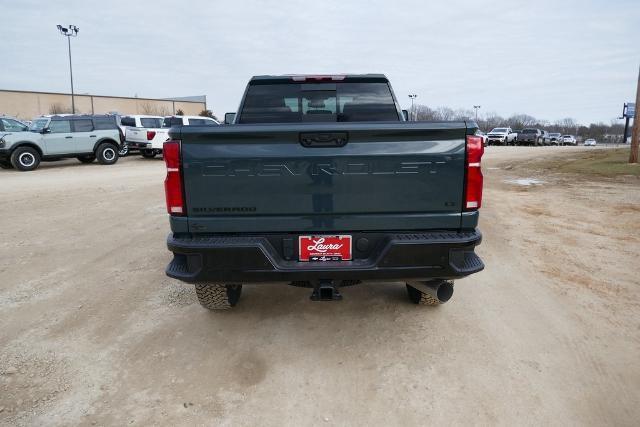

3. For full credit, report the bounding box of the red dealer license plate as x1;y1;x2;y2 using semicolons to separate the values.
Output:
299;235;352;262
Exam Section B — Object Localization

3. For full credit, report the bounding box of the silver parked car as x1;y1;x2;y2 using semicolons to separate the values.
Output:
0;115;124;171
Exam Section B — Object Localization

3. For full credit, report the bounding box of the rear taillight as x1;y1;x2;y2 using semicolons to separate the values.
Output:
163;140;185;215
147;130;156;140
464;135;484;210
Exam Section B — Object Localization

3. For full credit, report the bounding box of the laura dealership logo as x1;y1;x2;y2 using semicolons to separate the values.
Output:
306;238;344;253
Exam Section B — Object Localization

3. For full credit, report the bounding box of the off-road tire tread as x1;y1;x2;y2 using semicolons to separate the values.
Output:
416;292;441;306
195;284;242;310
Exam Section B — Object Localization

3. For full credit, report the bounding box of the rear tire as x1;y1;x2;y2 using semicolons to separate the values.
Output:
0;160;13;169
77;155;96;164
141;150;156;159
10;146;40;171
96;142;119;165
118;144;129;157
195;284;242;310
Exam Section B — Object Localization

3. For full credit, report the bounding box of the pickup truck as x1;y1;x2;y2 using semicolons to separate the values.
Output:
486;127;516;145
163;74;485;309
517;128;543;146
119;115;164;156
127;115;219;158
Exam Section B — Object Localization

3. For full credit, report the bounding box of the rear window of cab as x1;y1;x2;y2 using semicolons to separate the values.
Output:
238;82;400;123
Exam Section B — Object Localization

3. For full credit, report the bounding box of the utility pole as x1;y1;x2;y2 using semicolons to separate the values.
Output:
630;65;639;163
57;25;79;114
408;94;418;121
473;105;481;122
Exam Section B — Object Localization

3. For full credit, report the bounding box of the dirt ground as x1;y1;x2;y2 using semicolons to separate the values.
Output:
1;147;639;426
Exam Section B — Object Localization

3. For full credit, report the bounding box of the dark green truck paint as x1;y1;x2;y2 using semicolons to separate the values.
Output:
172;121;477;233
165;75;483;291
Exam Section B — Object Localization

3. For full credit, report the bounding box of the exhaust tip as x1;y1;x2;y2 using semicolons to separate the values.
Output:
437;281;454;303
406;280;454;305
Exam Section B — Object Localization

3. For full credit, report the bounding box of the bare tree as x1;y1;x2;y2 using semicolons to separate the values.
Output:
408;105;623;143
436;107;456;121
481;113;506;131
140;102;172;116
506;114;538;129
413;105;471;121
453;108;474;121
414;105;438;120
140;102;156;115
553;117;578;135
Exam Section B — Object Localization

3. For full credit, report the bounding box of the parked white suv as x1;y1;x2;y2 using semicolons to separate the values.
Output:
127;115;219;158
560;135;577;145
486;127;517;145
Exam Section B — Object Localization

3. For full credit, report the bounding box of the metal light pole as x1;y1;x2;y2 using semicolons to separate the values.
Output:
408;94;418;121
473;105;481;122
56;25;79;114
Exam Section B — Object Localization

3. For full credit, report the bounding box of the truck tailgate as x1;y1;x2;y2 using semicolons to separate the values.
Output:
176;122;471;233
125;127;148;143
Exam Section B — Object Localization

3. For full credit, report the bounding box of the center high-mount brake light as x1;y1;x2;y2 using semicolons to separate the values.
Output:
147;130;156;140
464;135;484;211
291;75;347;82
163;140;185;216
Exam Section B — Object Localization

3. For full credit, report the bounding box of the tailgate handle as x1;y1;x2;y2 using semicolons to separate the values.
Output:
299;132;348;148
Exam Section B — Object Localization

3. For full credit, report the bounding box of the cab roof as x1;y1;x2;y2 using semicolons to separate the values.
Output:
249;74;389;84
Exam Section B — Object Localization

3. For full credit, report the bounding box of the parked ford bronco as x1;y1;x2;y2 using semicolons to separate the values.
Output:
0;115;123;171
163;74;485;309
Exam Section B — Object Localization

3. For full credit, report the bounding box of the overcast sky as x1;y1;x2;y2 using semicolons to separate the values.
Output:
1;0;638;124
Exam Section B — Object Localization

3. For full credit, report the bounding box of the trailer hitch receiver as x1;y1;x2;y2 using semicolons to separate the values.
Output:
310;280;342;301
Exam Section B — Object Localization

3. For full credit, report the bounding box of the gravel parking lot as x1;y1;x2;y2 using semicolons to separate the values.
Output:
1;147;639;426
